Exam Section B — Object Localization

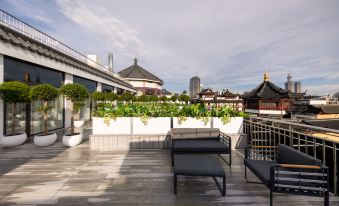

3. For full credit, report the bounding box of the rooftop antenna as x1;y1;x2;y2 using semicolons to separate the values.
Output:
108;52;114;72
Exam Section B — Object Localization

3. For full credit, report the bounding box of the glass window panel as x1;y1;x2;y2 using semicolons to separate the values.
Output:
102;83;114;92
30;95;64;135
73;76;97;92
5;103;26;135
4;56;64;87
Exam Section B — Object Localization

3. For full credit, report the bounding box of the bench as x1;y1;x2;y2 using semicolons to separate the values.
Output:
171;128;231;166
244;144;329;206
173;154;226;196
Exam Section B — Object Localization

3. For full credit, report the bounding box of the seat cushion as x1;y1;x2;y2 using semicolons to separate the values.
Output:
174;154;225;176
276;144;322;166
244;159;277;187
172;140;230;153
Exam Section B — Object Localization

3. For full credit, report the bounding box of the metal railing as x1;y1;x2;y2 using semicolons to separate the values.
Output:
243;116;339;196
0;9;129;83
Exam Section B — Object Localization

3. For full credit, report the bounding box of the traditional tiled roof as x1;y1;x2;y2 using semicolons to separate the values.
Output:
119;58;163;84
0;25;134;89
218;89;237;97
242;80;305;100
199;88;215;95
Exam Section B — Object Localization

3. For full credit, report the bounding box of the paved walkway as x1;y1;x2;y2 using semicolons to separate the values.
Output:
0;131;338;205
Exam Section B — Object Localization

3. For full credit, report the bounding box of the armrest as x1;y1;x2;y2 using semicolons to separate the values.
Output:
278;164;321;169
219;132;231;147
270;163;329;192
245;145;276;160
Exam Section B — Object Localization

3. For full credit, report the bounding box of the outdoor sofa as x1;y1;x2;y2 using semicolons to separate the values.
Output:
244;144;329;206
170;128;231;166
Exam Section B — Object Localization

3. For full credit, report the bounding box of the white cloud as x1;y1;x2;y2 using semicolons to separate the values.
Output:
56;0;145;58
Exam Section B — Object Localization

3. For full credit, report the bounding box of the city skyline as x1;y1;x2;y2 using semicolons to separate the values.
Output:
1;0;339;95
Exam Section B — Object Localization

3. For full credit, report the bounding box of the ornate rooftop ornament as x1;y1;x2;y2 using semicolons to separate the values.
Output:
264;72;270;81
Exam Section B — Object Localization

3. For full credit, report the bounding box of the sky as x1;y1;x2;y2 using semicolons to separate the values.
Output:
1;0;339;95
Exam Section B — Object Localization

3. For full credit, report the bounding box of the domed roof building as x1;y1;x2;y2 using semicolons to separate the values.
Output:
118;58;163;95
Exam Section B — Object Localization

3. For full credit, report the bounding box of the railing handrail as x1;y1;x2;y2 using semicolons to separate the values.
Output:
248;116;339;134
0;9;130;84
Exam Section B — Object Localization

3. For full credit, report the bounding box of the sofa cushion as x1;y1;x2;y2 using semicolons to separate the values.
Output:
244;159;277;187
196;128;220;140
172;140;230;153
171;128;197;140
276;144;322;166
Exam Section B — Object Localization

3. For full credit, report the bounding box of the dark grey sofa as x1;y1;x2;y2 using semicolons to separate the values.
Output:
244;144;329;206
171;128;231;166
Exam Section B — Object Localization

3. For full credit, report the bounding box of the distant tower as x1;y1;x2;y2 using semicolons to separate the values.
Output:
294;81;301;93
108;52;114;72
189;76;201;98
285;73;294;92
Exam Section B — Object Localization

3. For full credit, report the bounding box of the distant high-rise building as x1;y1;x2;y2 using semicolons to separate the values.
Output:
189;76;201;98
285;73;294;92
294;81;302;93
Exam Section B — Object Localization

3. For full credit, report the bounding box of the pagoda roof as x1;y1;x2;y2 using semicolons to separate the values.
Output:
119;58;163;84
242;80;302;100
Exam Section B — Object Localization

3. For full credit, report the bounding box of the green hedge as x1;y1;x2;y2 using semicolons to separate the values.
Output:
93;102;248;125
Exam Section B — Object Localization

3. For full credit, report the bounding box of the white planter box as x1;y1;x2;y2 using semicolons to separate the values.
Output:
173;117;211;128
132;117;171;134
63;133;83;147
93;117;131;135
213;117;243;134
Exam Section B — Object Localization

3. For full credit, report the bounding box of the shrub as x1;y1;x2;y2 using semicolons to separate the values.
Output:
159;96;168;102
170;95;178;102
118;92;135;102
59;83;88;135
149;95;159;102
92;91;105;102
179;94;190;104
137;94;149;102
0;81;30;135
29;84;59;135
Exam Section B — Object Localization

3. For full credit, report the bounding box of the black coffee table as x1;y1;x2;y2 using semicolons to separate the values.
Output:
173;154;226;196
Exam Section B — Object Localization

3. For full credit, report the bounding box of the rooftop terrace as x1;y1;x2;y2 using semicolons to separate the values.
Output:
0;127;338;205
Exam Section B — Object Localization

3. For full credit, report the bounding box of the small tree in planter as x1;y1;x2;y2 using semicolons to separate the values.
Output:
59;83;88;146
159;96;168;102
29;84;59;146
0;81;30;147
179;94;190;105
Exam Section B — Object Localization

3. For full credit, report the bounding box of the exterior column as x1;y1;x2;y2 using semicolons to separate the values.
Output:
113;87;117;94
64;73;73;128
0;54;4;140
96;82;102;92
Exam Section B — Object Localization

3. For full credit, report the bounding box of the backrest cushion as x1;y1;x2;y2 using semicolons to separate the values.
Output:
196;128;220;140
276;144;322;166
171;128;196;140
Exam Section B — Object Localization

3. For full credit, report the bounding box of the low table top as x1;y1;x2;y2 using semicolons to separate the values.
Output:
174;154;225;177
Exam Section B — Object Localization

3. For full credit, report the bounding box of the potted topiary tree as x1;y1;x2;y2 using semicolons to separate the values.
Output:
29;84;59;146
59;83;88;147
0;81;30;147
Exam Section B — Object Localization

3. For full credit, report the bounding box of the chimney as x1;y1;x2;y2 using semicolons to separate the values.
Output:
134;58;138;65
108;52;114;72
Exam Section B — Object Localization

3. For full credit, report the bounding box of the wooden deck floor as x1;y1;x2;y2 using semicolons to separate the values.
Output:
0;139;338;205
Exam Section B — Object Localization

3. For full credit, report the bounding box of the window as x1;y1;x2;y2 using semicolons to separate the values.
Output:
3;56;64;135
102;83;114;92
